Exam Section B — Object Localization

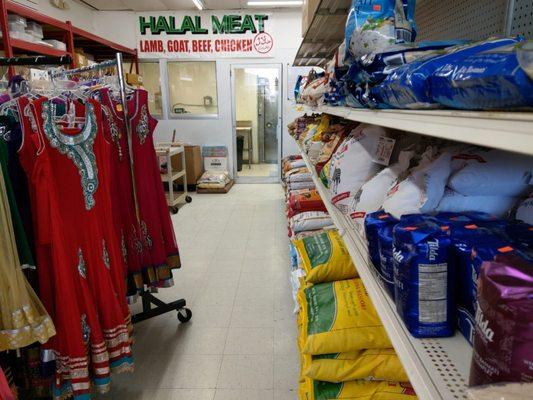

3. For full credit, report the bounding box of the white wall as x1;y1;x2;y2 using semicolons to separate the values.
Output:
13;3;303;177
94;9;303;176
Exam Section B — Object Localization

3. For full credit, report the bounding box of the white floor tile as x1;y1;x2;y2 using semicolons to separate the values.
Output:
104;184;299;399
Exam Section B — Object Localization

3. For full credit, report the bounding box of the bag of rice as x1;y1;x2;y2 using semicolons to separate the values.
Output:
294;230;358;284
470;254;533;386
329;124;389;215
448;149;532;197
345;0;417;61
301;378;417;400
289;180;316;191
350;150;415;224
315;125;353;174
290;211;333;235
299;279;391;355
197;170;231;188
304;349;409;383
364;211;397;275
436;189;517;218
393;216;455;338
382;147;452;219
288;189;327;218
516;192;533;225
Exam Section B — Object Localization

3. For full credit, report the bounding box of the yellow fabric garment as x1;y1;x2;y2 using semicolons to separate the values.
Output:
0;167;56;351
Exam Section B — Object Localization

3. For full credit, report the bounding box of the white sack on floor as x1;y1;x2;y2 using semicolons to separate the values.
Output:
329;124;388;214
449;149;532;197
349;150;415;224
436;188;517;218
383;148;452;219
288;181;316;191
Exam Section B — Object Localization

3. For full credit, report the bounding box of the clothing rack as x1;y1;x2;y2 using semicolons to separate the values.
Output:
0;55;72;66
48;53;191;324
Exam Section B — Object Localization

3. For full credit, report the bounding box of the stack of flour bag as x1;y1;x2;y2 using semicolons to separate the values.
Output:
289;114;533;390
295;0;533;111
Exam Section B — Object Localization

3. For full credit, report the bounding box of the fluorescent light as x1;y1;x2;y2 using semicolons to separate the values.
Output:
192;0;205;10
247;1;303;6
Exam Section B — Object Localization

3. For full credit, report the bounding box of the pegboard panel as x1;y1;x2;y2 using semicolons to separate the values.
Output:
510;0;533;38
415;0;508;41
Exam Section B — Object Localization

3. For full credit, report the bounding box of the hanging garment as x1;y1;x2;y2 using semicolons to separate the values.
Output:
18;96;133;399
99;88;149;293
129;89;180;287
0;366;14;400
0;164;55;351
0;116;34;269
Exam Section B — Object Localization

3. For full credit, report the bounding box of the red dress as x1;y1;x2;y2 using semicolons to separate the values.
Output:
19;96;133;399
128;89;180;286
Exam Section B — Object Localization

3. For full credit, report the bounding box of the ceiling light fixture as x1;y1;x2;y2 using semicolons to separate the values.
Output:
247;1;304;6
192;0;205;10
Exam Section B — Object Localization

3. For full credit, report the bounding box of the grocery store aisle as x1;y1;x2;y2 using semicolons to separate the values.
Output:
105;184;298;400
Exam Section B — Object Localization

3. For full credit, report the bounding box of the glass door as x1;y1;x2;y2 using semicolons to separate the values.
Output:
231;65;282;183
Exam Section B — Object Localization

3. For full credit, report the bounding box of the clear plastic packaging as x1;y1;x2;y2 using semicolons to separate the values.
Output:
43;39;67;51
7;14;27;28
26;21;43;38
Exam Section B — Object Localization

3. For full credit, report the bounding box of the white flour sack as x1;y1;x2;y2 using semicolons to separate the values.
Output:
289;211;333;234
382;148;452;219
516;192;533;224
436;188;517;218
328;124;388;214
449;149;533;197
349;150;415;224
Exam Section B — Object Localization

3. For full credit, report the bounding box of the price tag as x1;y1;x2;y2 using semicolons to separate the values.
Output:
373;136;396;166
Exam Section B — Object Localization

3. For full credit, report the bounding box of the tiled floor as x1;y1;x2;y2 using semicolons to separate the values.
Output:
102;184;299;400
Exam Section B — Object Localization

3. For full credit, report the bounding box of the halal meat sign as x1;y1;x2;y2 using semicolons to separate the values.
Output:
138;13;274;57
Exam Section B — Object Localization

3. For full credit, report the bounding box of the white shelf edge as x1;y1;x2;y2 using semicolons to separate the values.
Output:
298;147;472;400
298;104;533;156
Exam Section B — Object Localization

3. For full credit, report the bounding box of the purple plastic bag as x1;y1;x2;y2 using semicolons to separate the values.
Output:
469;254;533;386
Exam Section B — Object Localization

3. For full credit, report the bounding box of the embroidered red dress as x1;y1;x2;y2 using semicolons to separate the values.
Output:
18;96;133;399
128;89;180;286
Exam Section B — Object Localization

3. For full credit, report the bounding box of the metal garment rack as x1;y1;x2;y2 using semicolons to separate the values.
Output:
51;53;191;325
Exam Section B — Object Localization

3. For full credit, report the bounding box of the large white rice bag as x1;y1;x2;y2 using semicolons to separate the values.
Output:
289;211;333;234
436;189;516;218
328;124;387;215
288;181;315;191
516;192;533;224
449;149;532;197
382;148;452;219
349;150;415;224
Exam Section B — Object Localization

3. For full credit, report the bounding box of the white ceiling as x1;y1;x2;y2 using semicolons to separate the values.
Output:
81;0;302;11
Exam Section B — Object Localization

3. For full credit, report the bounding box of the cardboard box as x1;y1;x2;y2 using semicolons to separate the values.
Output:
171;145;203;185
204;156;228;172
302;0;320;36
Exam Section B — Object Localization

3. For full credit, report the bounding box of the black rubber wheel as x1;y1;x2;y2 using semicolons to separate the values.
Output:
177;308;192;323
185;195;192;203
170;206;179;214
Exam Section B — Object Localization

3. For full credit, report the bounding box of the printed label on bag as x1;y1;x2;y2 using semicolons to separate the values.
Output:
418;263;447;323
373;136;396;166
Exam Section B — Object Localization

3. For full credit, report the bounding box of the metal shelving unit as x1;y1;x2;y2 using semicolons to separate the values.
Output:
299;104;533;156
156;144;192;214
299;147;473;400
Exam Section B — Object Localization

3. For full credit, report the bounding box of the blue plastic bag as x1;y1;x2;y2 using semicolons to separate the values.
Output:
429;40;533;110
345;0;416;62
372;38;520;109
364;211;397;277
457;307;475;345
393;216;454;338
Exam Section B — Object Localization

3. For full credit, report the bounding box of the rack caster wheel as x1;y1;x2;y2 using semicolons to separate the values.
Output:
185;195;192;203
177;308;192;323
170;206;179;215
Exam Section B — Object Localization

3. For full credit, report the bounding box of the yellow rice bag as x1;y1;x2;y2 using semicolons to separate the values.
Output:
299;279;391;355
314;114;331;140
294;230;358;284
300;377;418;400
303;349;409;383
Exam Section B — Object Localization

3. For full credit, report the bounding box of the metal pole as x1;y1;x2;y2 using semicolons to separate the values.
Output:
116;52;141;223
